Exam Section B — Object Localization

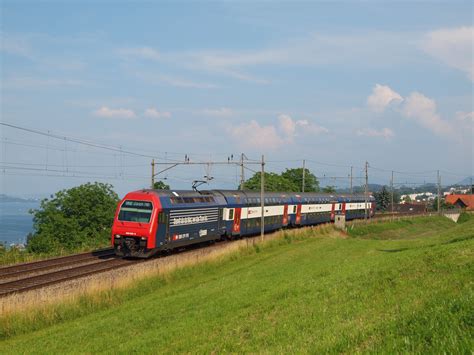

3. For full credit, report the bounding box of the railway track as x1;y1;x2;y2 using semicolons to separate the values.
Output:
0;248;140;297
0;212;432;297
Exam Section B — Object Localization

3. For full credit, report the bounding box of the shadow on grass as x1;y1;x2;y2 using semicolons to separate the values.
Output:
376;247;411;253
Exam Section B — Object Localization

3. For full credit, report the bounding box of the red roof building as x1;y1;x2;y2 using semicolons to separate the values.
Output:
445;195;474;211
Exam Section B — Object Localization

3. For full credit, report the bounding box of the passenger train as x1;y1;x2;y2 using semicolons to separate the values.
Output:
111;189;375;258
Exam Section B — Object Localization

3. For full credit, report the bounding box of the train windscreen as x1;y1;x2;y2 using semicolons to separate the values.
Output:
118;200;153;223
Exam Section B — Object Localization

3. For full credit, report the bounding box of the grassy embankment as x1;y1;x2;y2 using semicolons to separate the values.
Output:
1;215;473;353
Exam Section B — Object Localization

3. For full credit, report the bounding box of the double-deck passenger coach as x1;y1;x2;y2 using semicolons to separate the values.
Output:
112;189;375;257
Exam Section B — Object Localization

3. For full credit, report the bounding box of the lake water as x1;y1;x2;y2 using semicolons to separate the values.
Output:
0;201;40;246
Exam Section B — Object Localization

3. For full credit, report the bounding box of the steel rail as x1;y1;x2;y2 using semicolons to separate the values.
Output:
0;257;141;297
0;248;114;277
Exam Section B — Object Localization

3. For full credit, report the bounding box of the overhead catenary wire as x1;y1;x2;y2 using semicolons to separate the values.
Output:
2;122;471;190
1;122;241;162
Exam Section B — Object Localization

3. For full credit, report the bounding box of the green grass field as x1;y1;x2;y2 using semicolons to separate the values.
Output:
1;215;473;353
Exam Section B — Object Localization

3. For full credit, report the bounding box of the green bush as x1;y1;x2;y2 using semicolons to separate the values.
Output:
27;182;119;253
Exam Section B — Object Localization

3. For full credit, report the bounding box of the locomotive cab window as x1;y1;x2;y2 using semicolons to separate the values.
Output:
228;209;234;220
118;200;153;223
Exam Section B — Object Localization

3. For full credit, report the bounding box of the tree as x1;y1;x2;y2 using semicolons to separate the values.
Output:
392;190;401;204
153;181;170;190
403;195;412;203
281;168;320;192
241;172;298;192
432;197;454;211
27;182;120;254
374;185;391;211
241;168;320;192
322;186;336;193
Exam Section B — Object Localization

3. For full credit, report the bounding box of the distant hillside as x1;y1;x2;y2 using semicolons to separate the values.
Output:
0;194;35;203
455;176;474;186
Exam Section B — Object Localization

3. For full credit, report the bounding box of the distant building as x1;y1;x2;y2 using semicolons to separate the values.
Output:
387;203;428;214
400;192;434;203
445;194;474;211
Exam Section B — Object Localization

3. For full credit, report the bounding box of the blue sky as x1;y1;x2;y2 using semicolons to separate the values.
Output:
1;1;473;197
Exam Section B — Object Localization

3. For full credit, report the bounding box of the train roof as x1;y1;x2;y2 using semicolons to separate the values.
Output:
131;189;373;202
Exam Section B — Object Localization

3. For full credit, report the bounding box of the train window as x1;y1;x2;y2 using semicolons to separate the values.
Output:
171;197;184;204
293;206;297;213
228;209;234;220
118;200;153;223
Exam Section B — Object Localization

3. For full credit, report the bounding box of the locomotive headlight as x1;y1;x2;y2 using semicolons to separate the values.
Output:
140;237;146;240
115;235;121;238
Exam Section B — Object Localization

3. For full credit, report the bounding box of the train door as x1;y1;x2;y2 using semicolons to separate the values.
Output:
342;202;346;216
330;203;336;221
295;204;302;225
232;207;242;234
282;205;288;226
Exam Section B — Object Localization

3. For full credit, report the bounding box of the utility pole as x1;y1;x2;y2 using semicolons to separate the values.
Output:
151;159;155;189
437;170;441;215
260;155;265;242
302;159;306;192
205;162;211;183
391;170;394;217
350;166;353;195
364;161;369;222
240;153;245;190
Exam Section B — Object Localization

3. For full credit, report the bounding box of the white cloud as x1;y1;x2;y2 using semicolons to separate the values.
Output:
367;84;403;112
144;108;171;119
120;46;161;60
422;26;474;81
202;107;234;117
456;111;474;123
401;92;452;137
277;114;329;141
0;33;31;57
278;114;297;138
135;72;219;89
295;119;329;135
94;106;136;119
3;77;84;89
357;127;394;139
160;75;219;89
124;31;415;84
228;120;283;150
228;114;328;149
278;114;329;141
